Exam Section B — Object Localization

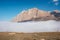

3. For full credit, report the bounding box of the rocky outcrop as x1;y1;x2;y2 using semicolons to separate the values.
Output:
12;8;60;22
51;10;60;20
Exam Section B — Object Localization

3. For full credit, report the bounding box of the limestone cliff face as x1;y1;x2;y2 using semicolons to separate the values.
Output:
12;8;60;22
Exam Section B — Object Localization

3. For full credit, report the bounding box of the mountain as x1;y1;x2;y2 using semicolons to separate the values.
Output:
12;8;60;22
51;10;60;19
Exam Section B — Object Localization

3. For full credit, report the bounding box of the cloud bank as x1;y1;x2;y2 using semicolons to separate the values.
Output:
0;20;60;33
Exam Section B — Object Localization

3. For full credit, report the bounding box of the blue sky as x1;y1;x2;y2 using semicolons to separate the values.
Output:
0;0;60;21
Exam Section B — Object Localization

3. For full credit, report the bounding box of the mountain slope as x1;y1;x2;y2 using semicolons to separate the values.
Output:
12;8;60;22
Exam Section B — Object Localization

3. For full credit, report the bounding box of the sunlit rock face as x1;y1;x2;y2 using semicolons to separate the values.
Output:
12;8;60;22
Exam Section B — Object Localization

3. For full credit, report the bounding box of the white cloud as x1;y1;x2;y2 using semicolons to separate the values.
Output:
53;0;59;6
0;20;60;33
48;0;59;6
53;0;58;2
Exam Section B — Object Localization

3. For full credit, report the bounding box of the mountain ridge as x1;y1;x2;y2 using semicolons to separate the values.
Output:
12;8;60;22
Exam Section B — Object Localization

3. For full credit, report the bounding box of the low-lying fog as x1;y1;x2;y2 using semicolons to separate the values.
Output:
0;20;60;33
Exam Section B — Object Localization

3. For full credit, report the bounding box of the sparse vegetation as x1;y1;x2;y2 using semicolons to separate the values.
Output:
0;32;60;40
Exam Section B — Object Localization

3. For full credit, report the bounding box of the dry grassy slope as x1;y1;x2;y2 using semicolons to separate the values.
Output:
0;32;60;40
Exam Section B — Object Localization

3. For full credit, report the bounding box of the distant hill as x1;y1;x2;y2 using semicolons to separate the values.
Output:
12;8;60;22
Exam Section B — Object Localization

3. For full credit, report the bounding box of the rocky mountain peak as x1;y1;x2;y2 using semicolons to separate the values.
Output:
12;8;60;22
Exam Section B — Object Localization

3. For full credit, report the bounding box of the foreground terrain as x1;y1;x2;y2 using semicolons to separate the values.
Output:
0;32;60;40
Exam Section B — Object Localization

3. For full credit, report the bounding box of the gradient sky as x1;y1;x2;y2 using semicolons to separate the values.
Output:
0;0;60;21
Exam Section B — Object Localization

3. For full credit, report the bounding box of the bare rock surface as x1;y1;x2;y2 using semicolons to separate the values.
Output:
12;8;60;22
